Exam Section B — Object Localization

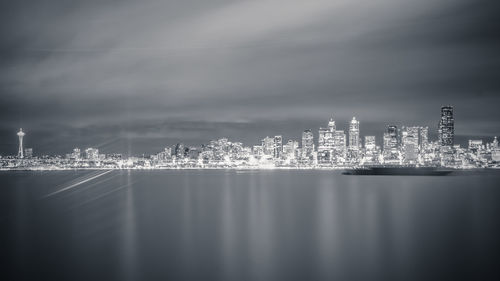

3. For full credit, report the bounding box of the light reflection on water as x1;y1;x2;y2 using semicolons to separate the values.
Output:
2;170;500;281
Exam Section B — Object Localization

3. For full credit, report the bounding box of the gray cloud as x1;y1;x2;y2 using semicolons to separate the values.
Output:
1;0;499;155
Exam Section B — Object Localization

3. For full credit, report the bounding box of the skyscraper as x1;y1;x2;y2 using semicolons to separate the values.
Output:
302;130;314;159
273;135;282;158
364;136;376;150
402;126;419;163
318;118;335;162
419;126;429;149
383;125;398;151
262;136;274;156
439;106;454;146
349;117;360;149
383;125;400;163
17;128;25;158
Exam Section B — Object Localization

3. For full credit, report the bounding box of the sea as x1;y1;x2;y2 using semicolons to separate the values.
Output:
1;170;500;281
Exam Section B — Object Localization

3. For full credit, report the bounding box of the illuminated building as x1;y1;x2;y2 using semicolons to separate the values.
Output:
283;140;298;159
318;118;335;163
402;126;419;164
349;117;360;150
175;143;185;159
262;136;274;156
302;130;314;159
419;126;429;149
439;106;454;146
468;140;483;152
274;135;282;159
85;148;100;161
383;125;400;163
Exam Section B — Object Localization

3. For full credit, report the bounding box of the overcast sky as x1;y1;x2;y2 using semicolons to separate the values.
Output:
0;0;499;155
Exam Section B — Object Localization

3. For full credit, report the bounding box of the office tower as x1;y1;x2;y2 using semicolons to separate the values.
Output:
175;143;185;159
302;130;314;159
468;140;483;152
332;129;347;162
274;135;283;158
318;117;337;162
262;136;274;156
252;145;263;157
283;140;298;159
439;106;454;146
17;128;25;158
364;136;376;150
364;135;378;164
383;125;400;163
388;125;398;146
402;126;419;163
383;125;398;151
419;126;429;149
72;148;81;159
85;148;99;161
349;117;360;149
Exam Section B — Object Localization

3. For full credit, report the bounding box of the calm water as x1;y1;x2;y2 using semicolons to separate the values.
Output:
1;170;500;281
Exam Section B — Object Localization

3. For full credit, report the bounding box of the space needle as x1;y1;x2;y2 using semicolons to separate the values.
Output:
17;128;25;158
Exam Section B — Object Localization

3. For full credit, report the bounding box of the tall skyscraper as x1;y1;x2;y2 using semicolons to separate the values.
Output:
333;129;347;160
262;136;274;156
439;106;454;146
302;130;314;159
273;135;283;158
402;126;419;163
17;128;25;158
349;117;360;149
419;126;429;149
383;125;398;151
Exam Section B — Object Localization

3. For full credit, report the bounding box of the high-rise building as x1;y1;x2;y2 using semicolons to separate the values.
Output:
274;135;283;158
363;136;379;164
468;140;483;152
175;143;185;159
262;136;274;156
318;117;344;163
73;148;81;159
318;118;335;162
439;106;454;146
302;130;314;159
349;117;360;149
85;148;99;161
17;128;25;158
364;136;376;150
383;125;400;163
419;126;429;149
402;126;419;163
283;140;299;159
333;129;346;161
383;125;398;151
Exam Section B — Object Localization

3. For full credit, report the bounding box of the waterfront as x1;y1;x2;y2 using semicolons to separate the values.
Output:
2;170;500;281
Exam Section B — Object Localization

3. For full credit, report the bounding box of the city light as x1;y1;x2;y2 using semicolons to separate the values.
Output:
1;106;499;170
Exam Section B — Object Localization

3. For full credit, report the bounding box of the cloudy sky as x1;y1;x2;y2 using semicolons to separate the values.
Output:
0;0;499;155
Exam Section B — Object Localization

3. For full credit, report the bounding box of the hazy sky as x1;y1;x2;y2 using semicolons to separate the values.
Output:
1;0;499;155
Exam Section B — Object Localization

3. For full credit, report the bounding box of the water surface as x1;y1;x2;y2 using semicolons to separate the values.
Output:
2;170;500;281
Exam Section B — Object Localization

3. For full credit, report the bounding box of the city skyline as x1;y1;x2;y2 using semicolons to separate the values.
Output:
2;105;498;157
2;105;500;170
